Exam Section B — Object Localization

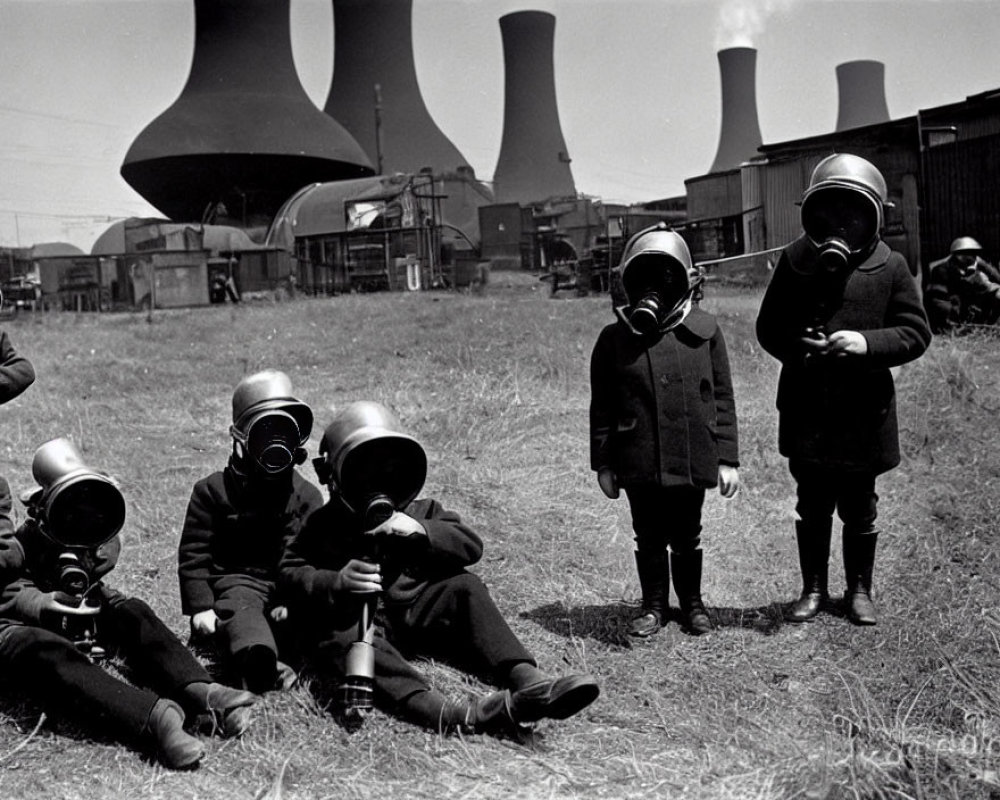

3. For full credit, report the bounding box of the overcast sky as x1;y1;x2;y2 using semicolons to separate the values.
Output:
2;0;999;251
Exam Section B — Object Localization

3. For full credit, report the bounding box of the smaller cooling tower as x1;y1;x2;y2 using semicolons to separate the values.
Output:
121;0;373;224
325;0;472;177
835;60;891;132
709;47;764;174
493;11;576;204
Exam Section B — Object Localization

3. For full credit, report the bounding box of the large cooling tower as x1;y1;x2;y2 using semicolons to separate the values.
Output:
121;0;373;224
492;11;576;204
325;0;472;176
709;47;764;174
835;60;891;132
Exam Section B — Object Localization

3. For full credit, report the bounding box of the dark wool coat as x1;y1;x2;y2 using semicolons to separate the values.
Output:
178;466;324;615
0;330;34;404
755;236;931;474
279;497;483;641
0;519;121;623
589;306;739;489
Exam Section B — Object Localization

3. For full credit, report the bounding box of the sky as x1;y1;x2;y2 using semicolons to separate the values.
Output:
2;0;1000;252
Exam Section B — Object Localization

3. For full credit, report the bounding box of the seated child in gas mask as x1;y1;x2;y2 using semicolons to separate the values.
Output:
178;370;324;693
280;402;600;735
590;224;740;638
0;438;256;770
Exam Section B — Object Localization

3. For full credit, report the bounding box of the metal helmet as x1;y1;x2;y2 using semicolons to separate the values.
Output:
800;153;890;272
950;236;983;254
25;437;126;548
315;401;427;528
614;224;701;335
230;370;313;475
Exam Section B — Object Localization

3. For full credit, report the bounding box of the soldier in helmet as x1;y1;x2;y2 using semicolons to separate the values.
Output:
0;438;256;770
755;153;931;627
280;401;599;736
178;370;324;693
590;224;740;638
924;236;1000;333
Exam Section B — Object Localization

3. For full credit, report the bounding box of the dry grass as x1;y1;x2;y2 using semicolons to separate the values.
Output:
0;272;998;799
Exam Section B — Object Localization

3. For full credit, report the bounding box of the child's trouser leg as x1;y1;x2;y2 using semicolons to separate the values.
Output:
0;624;157;737
215;582;282;693
664;487;711;635
837;473;879;626
624;485;673;636
788;460;838;622
391;572;535;681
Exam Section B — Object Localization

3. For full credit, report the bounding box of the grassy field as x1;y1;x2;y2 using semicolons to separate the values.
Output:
0;272;998;800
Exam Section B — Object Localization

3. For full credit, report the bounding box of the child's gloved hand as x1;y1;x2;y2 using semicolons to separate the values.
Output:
718;465;740;498
38;591;100;628
826;330;868;356
338;558;382;594
191;609;219;636
367;511;426;540
597;467;619;499
269;605;288;623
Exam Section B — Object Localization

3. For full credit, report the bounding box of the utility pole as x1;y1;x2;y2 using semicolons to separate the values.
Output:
374;84;384;175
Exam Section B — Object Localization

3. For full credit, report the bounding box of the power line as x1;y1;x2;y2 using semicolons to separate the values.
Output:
0;104;123;130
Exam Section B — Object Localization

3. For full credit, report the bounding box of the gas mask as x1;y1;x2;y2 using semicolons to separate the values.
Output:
613;225;702;336
313;401;427;530
801;187;881;273
230;370;313;479
231;409;307;476
800;153;889;274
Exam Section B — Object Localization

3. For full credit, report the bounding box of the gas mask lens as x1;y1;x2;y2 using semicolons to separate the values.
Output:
244;411;301;474
802;188;880;271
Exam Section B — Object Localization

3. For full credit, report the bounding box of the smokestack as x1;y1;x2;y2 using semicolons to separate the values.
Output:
835;60;891;132
709;47;763;174
325;0;473;176
121;0;373;225
493;11;576;204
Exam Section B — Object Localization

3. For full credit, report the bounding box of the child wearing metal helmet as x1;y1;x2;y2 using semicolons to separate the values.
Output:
591;224;740;637
924;236;1000;332
0;438;256;770
280;401;599;736
755;153;931;626
178;370;324;693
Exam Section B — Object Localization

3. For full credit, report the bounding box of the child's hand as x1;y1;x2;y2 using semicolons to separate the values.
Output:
718;465;740;498
825;330;868;356
270;605;289;623
597;467;619;499
367;511;427;540
339;558;383;594
191;609;219;636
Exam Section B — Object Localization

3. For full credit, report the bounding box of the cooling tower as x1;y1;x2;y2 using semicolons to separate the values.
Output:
325;0;472;176
492;11;576;204
709;47;764;174
835;60;891;132
121;0;374;225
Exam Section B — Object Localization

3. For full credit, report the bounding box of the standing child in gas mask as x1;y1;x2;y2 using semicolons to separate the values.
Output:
178;370;324;693
280;401;599;736
755;153;931;626
590;224;740;637
0;438;256;770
